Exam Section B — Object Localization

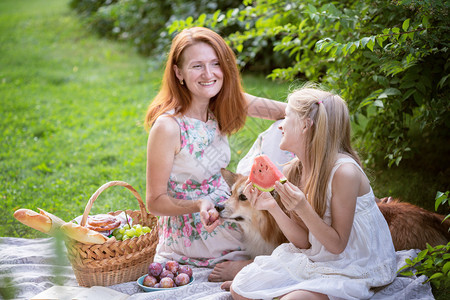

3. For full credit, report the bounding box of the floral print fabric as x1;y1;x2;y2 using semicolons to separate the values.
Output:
155;111;248;267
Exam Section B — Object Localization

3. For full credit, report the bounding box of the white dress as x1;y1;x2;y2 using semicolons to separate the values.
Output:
232;157;397;300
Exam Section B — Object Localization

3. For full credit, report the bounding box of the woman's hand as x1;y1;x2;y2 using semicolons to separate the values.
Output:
243;180;278;212
275;181;307;212
199;199;221;233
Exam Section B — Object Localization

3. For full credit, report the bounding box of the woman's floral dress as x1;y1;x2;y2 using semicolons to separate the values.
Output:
154;110;248;267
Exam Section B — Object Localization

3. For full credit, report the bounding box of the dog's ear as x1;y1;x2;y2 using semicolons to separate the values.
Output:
221;168;239;188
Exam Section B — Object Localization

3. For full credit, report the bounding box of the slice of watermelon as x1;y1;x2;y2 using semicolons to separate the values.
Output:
249;155;286;192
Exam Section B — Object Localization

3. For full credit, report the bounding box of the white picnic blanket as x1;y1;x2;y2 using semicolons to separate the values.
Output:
0;237;434;300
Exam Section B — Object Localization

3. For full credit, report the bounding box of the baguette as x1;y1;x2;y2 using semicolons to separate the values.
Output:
13;208;65;235
60;222;108;244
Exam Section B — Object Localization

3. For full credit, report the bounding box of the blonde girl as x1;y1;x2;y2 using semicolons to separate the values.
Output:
224;83;397;300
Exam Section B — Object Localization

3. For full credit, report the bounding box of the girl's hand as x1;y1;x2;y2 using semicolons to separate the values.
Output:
275;181;307;212
243;180;258;204
199;199;221;233
244;180;278;211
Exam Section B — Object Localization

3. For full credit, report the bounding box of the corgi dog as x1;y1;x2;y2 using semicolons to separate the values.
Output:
219;168;287;258
219;169;450;254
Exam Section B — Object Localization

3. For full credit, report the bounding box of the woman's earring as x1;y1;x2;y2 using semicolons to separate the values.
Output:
180;80;184;85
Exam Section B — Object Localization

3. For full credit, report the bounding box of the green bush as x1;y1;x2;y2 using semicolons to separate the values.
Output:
435;191;450;225
69;0;118;15
398;191;450;289
399;242;450;289
70;0;243;56
169;0;450;167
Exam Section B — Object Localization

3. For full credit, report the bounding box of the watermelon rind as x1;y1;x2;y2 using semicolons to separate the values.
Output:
252;177;286;192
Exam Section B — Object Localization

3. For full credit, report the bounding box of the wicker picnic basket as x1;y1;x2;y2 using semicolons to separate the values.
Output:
64;181;158;287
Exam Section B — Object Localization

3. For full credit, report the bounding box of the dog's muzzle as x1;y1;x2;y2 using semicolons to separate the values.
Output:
214;204;225;213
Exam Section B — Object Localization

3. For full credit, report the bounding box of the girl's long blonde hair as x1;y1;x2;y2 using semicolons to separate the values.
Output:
144;27;247;135
285;83;361;217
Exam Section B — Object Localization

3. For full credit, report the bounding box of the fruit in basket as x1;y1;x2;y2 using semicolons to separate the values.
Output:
175;273;190;286
112;223;152;241
125;228;137;237
178;265;193;278
165;260;180;274
143;275;158;287
148;262;163;277
160;277;175;288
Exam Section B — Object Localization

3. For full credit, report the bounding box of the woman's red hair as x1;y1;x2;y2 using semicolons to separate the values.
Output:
145;27;247;135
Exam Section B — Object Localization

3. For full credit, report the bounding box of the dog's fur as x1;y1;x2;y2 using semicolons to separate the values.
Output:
220;169;287;258
377;198;450;250
220;168;450;255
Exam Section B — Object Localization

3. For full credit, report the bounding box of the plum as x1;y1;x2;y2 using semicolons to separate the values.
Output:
178;265;193;278
160;277;174;288
142;275;158;287
160;269;174;279
148;262;163;277
165;260;179;274
208;209;219;224
175;273;190;286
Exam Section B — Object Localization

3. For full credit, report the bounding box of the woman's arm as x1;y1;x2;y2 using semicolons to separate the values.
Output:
244;93;287;120
277;164;360;254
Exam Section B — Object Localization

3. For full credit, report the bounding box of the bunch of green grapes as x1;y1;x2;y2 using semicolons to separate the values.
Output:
112;224;152;241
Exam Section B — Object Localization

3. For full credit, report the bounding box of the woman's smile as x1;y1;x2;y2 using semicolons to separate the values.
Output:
174;42;224;103
199;80;216;86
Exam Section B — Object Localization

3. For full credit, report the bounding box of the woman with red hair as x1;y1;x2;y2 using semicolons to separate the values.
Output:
145;27;285;280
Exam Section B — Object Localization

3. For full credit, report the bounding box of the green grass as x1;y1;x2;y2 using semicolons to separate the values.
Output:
0;0;158;237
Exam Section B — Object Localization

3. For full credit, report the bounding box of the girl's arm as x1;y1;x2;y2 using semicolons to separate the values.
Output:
244;182;310;248
244;93;287;120
276;163;360;254
146;116;218;231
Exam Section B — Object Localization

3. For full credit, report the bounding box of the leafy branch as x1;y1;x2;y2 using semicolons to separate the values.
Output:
398;191;450;289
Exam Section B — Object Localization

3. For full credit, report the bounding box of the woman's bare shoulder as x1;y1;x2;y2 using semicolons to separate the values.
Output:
151;114;180;137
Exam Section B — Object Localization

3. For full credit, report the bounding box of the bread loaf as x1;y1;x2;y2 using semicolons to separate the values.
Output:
13;208;65;235
14;208;109;244
60;222;108;244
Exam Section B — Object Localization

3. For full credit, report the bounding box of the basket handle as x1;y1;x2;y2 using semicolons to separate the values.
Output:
80;181;148;227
